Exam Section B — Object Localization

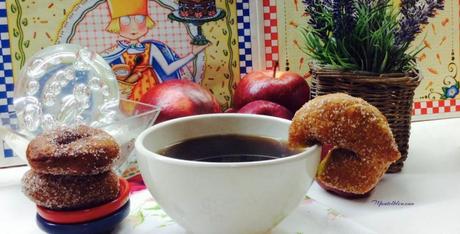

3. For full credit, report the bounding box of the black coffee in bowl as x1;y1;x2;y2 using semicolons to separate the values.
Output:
157;134;303;162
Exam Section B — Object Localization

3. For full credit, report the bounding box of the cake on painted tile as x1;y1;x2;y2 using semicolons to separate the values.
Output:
178;0;217;19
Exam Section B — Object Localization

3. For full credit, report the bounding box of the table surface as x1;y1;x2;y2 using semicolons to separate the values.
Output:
1;117;459;234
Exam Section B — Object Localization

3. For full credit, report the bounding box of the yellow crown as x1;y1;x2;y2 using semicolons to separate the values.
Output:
107;0;148;19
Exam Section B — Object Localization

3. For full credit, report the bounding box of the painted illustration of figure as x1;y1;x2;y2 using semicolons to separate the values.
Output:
101;0;208;101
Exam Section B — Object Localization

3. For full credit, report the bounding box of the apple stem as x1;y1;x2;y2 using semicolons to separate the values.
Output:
273;60;279;78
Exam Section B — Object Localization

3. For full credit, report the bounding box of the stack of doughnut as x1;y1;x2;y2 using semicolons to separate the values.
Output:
22;125;120;210
289;93;401;197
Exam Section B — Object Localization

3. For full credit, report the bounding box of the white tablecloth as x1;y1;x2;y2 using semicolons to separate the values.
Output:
1;118;459;234
307;117;460;234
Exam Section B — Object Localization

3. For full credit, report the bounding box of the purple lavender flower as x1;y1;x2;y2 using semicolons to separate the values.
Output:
425;0;444;17
396;0;444;46
331;0;356;39
356;0;387;7
303;0;333;40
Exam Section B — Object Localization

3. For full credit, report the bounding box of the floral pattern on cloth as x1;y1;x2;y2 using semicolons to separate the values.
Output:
114;190;377;234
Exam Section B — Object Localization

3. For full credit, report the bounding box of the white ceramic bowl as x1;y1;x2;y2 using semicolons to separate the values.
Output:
135;114;321;234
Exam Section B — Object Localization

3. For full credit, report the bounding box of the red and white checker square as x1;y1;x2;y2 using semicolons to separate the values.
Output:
263;0;279;70
413;99;460;116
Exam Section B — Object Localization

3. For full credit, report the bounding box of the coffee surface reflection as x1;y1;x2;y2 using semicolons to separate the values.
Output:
157;134;303;163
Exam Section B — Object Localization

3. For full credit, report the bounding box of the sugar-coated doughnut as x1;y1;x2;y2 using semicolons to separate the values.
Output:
27;125;119;175
289;93;400;195
22;170;120;210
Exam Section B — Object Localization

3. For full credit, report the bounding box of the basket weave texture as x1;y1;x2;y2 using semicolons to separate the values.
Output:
309;64;422;173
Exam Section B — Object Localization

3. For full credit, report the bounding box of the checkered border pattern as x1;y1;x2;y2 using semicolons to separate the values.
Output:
236;0;252;76
263;0;279;70
413;100;460;115
0;0;15;158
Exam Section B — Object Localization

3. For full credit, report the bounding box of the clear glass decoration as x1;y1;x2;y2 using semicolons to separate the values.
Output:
13;44;120;138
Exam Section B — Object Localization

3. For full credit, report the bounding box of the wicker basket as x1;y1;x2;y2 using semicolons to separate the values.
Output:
309;64;422;173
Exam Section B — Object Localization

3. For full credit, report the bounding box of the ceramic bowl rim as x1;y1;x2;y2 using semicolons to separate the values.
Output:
135;113;319;168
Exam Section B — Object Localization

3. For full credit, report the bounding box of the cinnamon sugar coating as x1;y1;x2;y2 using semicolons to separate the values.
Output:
26;125;120;175
289;93;400;195
22;170;120;210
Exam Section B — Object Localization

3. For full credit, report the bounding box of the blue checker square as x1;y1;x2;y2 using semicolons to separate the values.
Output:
1;38;9;48
0;0;16;160
5;69;12;77
0;105;7;112
3;54;10;62
4;148;13;158
236;0;253;76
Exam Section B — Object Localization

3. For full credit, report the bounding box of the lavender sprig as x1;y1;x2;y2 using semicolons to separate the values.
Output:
301;0;442;72
396;0;420;46
396;0;444;47
303;0;333;40
425;0;444;18
356;0;388;9
332;0;356;39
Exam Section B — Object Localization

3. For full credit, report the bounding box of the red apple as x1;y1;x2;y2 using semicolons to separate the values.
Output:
139;80;221;123
237;100;293;120
233;66;310;113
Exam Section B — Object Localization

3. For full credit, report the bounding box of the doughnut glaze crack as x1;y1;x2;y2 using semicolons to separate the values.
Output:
26;125;120;175
289;93;400;195
22;170;120;210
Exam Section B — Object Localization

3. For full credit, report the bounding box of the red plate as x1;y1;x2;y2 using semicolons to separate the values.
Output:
36;178;130;224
